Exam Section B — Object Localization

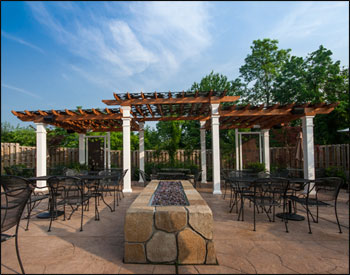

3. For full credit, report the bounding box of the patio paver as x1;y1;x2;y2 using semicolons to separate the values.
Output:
1;183;348;274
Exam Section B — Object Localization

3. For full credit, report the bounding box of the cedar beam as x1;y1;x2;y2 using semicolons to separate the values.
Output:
102;96;240;106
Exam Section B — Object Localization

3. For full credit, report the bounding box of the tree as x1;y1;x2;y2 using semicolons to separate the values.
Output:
239;38;291;105
272;46;349;144
156;120;183;164
1;122;36;146
190;70;243;95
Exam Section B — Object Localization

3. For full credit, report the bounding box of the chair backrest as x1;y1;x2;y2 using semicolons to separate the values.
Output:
314;177;343;202
1;178;33;233
139;170;148;183
253;177;290;197
47;176;84;201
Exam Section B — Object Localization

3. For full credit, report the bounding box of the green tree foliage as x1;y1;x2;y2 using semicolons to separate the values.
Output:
239;39;291;105
156;120;183;164
1;122;36;146
144;126;161;150
190;70;243;96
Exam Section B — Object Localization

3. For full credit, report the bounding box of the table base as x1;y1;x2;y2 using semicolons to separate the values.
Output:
276;212;305;221
37;210;65;219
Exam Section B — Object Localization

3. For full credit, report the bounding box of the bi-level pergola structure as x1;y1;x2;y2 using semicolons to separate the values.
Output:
12;91;337;194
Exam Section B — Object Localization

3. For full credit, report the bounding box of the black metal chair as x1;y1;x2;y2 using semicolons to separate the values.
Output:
47;176;89;232
288;177;343;234
98;170;121;211
1;180;33;274
139;170;150;187
1;175;49;231
237;177;290;232
118;169;129;199
190;169;202;189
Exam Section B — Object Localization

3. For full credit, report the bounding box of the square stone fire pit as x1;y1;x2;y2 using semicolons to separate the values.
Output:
124;180;217;265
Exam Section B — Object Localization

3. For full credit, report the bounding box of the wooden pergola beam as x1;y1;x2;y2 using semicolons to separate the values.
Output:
102;95;240;106
136;115;211;122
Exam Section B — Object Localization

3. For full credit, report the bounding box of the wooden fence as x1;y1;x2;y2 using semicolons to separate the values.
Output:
1;143;349;173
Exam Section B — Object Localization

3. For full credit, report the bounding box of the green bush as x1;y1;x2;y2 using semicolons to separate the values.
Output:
245;162;266;173
4;164;35;177
325;166;346;181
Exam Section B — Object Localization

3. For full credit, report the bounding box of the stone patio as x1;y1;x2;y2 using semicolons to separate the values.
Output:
1;182;349;274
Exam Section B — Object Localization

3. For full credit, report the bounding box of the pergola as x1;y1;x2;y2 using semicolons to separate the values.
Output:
12;91;337;194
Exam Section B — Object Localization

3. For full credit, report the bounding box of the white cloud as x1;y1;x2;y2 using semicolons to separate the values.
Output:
26;1;212;86
1;31;45;54
268;2;349;40
1;83;42;99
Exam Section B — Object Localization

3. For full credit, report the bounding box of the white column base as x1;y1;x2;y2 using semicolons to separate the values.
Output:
122;188;133;193
213;190;222;195
34;187;48;193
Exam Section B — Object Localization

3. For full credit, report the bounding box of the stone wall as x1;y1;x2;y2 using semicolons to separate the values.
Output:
124;180;217;265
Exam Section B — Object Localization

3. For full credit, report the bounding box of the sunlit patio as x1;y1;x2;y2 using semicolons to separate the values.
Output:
1;181;348;274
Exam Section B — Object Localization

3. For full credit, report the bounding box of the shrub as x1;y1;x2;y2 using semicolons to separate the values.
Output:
245;162;266;173
324;166;346;181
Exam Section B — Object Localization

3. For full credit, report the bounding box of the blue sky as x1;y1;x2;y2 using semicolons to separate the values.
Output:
1;1;349;129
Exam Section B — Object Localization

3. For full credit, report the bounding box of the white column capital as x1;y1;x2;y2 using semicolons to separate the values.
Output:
139;122;145;131
200;120;206;129
121;106;131;117
35;123;47;133
302;116;314;127
211;103;220;115
122;117;131;126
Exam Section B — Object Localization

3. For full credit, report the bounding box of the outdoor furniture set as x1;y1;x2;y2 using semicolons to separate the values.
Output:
222;170;344;234
1;169;128;274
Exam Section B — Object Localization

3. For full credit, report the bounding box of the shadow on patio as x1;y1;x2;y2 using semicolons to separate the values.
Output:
1;182;349;274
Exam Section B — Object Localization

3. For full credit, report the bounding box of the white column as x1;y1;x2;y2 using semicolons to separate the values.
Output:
122;106;132;193
211;103;221;194
78;134;85;165
35;123;47;189
235;129;239;170
262;129;270;173
200;121;207;183
107;132;111;170
239;133;243;170
139;122;145;183
302;116;315;181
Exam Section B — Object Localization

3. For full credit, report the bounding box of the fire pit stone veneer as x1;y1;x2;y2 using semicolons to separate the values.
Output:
124;180;217;265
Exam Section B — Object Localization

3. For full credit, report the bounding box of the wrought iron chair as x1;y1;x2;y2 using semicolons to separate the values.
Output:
237;177;290;232
192;169;202;189
1;175;49;231
288;177;343;234
98;170;121;211
118;169;129;199
47;176;89;232
1;180;33;274
139;170;150;187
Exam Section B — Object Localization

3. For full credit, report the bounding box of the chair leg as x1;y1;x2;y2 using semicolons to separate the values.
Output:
15;225;25;274
223;183;227;199
80;202;84;232
306;202;312;234
334;201;342;234
25;203;31;231
253;199;256;231
283;198;289;233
